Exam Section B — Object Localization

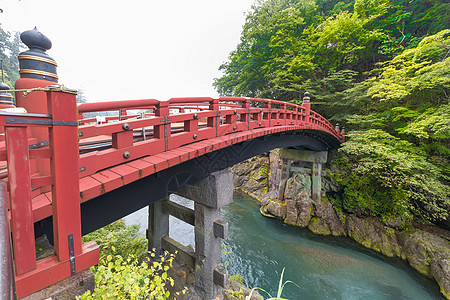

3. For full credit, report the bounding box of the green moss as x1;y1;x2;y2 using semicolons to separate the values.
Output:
224;287;244;299
308;217;331;235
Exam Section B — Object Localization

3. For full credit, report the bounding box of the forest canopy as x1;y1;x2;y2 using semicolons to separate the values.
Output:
215;0;450;226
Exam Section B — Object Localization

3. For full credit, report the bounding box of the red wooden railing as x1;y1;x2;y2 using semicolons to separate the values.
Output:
0;88;344;298
75;96;343;177
0;90;100;299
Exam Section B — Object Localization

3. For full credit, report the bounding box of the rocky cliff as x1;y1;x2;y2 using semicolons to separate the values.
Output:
229;150;450;299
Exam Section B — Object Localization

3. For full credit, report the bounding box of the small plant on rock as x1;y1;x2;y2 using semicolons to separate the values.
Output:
246;268;300;300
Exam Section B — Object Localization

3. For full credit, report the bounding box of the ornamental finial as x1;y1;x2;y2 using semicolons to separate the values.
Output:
303;92;310;103
18;27;58;82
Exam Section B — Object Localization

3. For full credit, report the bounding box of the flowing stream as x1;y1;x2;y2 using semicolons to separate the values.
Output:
125;193;444;299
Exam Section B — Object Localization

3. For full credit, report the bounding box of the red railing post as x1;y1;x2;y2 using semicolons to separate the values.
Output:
47;90;82;260
293;106;298;124
264;101;271;127
6;126;37;275
240;98;250;126
154;101;170;151
208;98;219;136
280;103;286;125
302;92;311;124
184;116;199;133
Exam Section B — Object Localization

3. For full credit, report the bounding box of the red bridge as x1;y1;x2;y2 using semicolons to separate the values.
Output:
0;85;344;298
0;29;345;299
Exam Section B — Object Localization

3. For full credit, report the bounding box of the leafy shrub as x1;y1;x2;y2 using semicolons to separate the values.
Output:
78;250;175;300
231;273;245;284
79;219;179;299
82;219;147;264
332;129;450;222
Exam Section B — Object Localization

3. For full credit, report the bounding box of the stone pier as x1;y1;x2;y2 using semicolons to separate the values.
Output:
148;170;233;300
279;148;328;201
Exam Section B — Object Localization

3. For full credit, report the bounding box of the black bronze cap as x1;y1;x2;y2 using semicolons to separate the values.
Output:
18;27;58;82
303;92;310;103
0;81;14;107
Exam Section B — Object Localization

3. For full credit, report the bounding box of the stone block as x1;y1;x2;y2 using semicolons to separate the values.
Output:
213;267;228;288
213;220;228;239
161;236;195;269
177;170;233;209
280;148;328;163
148;199;169;254
162;199;195;226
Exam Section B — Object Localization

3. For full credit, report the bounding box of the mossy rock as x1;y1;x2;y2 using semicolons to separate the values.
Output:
398;230;450;298
346;215;403;258
308;217;332;235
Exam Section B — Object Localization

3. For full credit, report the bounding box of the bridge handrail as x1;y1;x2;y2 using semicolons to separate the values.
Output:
74;96;343;178
78;98;159;113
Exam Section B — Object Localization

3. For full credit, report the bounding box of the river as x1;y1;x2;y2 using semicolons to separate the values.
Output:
125;193;443;299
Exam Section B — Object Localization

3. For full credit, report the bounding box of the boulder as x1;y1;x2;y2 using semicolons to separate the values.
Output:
224;277;264;300
265;200;287;219
312;199;346;237
382;213;413;230
308;217;332;235
346;215;403;258
398;230;450;298
284;173;311;201
230;155;270;201
285;199;312;227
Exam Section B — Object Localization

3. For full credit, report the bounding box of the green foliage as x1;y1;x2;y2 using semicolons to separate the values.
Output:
225;286;245;299
80;220;182;299
231;273;245;284
334;130;450;221
0;23;21;102
366;29;450;106
214;0;449;114
82;219;148;263
215;0;450;226
78;250;175;300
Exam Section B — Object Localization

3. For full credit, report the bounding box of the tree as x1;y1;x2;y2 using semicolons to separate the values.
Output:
76;89;88;104
0;23;20;87
215;0;450;227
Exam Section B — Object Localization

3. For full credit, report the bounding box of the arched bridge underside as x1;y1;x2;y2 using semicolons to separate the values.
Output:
81;128;338;234
36;128;340;239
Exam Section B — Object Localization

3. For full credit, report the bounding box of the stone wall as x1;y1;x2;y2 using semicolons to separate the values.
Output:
229;150;450;299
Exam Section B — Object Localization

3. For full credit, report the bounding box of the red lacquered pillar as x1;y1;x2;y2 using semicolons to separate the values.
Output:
15;28;59;188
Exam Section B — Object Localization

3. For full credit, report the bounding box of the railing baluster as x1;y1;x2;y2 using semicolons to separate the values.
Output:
47;91;83;260
6;126;36;275
0;180;14;299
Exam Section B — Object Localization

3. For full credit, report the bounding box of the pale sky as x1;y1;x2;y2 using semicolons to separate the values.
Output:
0;0;255;102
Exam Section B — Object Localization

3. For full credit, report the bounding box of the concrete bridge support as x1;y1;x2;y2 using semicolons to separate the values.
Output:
279;148;328;201
148;170;233;300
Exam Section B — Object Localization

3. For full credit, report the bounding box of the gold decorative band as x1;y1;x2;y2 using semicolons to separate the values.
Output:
18;55;58;66
0;94;13;98
19;69;59;80
0;100;13;104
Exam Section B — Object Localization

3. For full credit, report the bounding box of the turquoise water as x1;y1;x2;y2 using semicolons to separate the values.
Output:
125;194;444;299
221;193;443;300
